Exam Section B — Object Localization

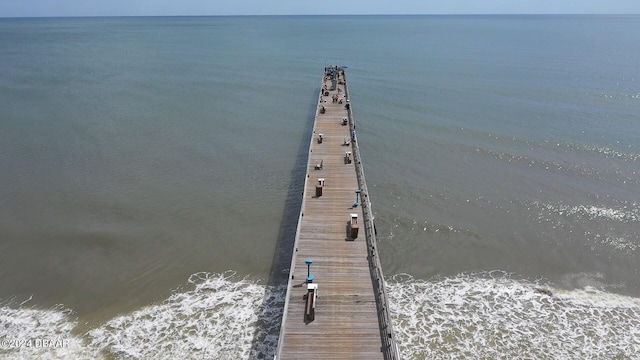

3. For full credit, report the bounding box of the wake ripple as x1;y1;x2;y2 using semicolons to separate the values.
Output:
453;125;640;163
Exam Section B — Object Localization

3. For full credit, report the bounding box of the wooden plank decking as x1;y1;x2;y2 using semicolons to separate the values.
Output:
276;68;396;359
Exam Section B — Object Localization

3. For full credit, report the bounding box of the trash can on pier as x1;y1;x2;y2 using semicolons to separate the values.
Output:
350;213;359;239
315;178;324;197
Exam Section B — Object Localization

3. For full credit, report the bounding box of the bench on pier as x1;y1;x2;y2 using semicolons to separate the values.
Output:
305;283;318;322
314;160;323;170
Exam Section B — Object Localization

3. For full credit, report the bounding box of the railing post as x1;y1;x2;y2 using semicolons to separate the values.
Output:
345;73;400;359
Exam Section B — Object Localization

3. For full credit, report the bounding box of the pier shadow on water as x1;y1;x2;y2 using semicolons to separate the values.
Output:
249;89;317;358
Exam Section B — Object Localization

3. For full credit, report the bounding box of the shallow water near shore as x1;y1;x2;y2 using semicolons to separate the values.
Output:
1;15;639;358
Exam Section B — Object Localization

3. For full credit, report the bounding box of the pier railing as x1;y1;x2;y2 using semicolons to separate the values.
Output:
344;71;401;360
274;75;320;359
276;69;401;360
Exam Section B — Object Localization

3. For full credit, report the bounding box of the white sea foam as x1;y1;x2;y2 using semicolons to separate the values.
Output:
386;272;640;360
5;270;640;359
1;272;285;360
0;301;99;359
87;271;285;359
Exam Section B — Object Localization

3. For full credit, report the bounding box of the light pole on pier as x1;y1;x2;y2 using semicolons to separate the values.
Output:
305;258;314;283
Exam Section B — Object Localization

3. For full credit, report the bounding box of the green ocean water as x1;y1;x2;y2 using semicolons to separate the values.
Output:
1;15;639;359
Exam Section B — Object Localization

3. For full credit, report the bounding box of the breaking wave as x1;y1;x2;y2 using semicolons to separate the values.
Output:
387;272;640;360
0;300;99;359
87;271;285;360
4;270;640;359
1;272;285;360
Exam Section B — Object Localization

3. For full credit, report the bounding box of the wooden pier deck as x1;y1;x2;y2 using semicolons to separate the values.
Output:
276;68;399;360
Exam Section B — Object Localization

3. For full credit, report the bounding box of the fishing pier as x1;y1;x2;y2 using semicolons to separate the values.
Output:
276;67;400;359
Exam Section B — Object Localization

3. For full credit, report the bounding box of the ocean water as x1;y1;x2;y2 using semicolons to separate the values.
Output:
1;15;639;359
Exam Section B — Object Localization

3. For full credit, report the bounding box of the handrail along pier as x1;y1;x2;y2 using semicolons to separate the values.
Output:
276;67;400;359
